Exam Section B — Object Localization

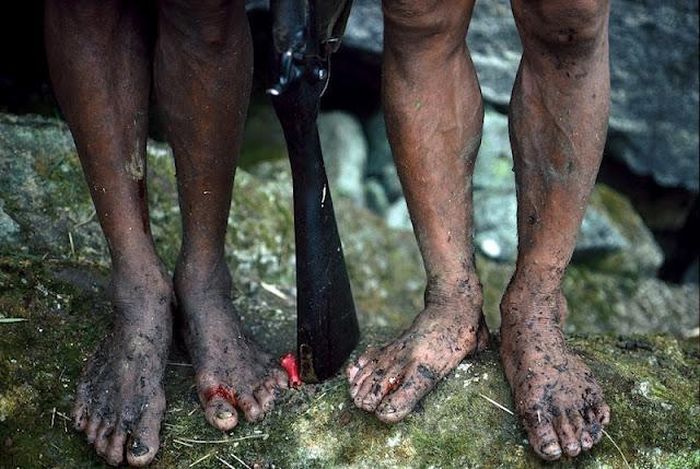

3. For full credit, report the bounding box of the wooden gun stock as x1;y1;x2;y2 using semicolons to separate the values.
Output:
268;0;359;382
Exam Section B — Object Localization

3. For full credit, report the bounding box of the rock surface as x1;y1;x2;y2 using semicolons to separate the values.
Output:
1;113;698;467
363;108;656;267
318;111;368;206
253;0;699;191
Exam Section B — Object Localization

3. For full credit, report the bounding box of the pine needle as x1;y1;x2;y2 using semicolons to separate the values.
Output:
603;429;631;469
478;393;514;415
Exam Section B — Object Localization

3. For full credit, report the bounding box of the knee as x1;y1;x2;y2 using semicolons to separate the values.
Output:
514;0;608;55
160;0;245;50
383;0;470;54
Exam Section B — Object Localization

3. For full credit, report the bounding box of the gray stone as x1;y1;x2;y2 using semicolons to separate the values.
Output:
469;1;700;191
363;111;402;202
385;197;412;231
364;177;390;215
326;0;700;191
473;191;518;262
472;187;652;267
0;113;698;469
473;108;514;191
0;202;20;246
576;206;629;255
317;111;368;206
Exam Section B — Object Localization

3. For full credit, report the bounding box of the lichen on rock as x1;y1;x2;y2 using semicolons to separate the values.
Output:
0;113;698;467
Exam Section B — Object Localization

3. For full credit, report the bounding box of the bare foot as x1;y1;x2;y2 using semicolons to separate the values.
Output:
175;261;288;431
500;283;611;460
72;265;173;467
347;277;489;422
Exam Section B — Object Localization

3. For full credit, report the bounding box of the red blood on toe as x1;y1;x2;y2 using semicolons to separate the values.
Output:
280;352;302;388
203;385;237;406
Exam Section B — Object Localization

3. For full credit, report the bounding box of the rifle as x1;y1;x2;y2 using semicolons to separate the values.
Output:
267;0;359;382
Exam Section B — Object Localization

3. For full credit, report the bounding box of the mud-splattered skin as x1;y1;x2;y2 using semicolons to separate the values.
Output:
350;0;612;461
175;262;289;430
349;279;489;421
500;284;610;459
45;0;286;465
71;269;173;466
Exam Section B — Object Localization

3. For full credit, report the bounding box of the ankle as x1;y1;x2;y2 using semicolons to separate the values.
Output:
424;272;483;307
174;254;231;298
500;280;563;331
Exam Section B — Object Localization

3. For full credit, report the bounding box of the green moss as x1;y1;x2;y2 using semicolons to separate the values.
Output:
2;261;698;468
1;113;698;467
577;185;663;278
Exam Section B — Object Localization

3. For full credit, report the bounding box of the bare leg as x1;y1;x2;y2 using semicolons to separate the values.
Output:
500;0;611;460
154;0;287;431
46;1;171;466
347;0;489;423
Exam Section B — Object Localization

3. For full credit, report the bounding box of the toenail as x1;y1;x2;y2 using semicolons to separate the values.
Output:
541;441;562;458
379;403;396;414
129;438;149;457
216;410;233;420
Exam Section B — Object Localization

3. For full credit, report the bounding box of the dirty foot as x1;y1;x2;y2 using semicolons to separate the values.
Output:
500;283;611;461
72;265;173;467
347;277;489;422
175;260;288;431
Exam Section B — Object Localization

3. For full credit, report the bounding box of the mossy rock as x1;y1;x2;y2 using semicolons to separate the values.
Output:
1;113;698;467
1;257;699;467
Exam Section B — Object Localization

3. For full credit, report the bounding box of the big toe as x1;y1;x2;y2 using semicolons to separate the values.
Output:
525;415;563;461
204;397;239;431
126;398;165;466
105;427;127;466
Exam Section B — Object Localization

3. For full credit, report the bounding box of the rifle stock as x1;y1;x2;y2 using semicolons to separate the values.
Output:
268;0;359;382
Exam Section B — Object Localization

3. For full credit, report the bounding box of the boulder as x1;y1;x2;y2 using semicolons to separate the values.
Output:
260;0;699;192
0;113;698;467
375;109;654;270
0;201;19;245
318;111;368;206
1;256;699;467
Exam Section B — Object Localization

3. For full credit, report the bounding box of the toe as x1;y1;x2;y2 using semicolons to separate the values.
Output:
85;416;101;444
126;400;165;467
254;385;275;413
72;401;89;431
347;348;377;382
94;421;113;456
105;426;127;466
354;367;383;409
264;377;283;398
554;414;581;457
595;402;611;425
346;363;359;382
375;363;439;423
523;412;562;461
580;430;593;451
539;440;563;461
270;368;289;389
237;393;264;422
586;409;604;444
349;365;375;400
204;398;239;431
